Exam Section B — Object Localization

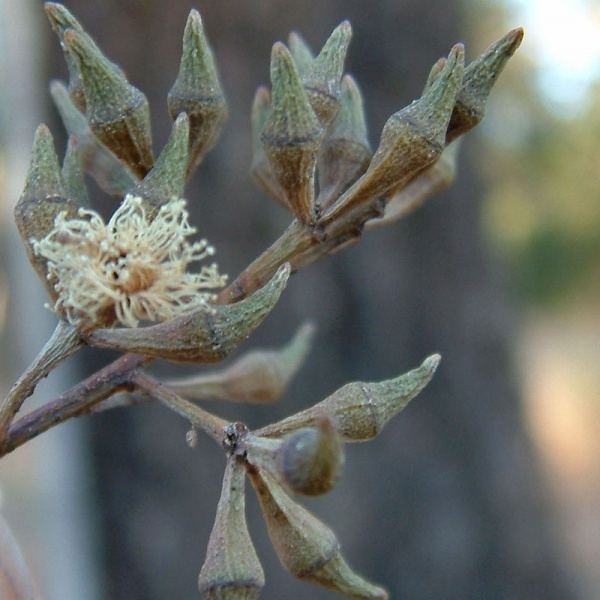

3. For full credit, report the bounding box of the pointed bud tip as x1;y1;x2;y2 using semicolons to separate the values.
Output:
289;31;305;45
188;8;202;21
341;73;359;92
335;19;353;39
505;27;525;52
44;2;76;28
426;42;464;97
422;353;441;372
288;30;315;76
450;42;465;57
316;20;353;64
186;8;204;34
271;41;291;61
270;42;298;82
44;2;60;15
297;321;316;340
448;43;465;66
34;123;52;140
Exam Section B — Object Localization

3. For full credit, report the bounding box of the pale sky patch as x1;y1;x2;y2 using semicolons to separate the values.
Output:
508;0;600;111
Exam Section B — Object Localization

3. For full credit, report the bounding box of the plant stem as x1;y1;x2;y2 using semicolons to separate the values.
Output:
0;320;82;449
132;371;227;445
1;353;147;457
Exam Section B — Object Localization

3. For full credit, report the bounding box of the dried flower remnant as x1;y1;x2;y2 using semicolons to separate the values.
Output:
33;195;226;329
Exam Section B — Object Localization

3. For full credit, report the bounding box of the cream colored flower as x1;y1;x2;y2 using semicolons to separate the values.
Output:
33;195;227;329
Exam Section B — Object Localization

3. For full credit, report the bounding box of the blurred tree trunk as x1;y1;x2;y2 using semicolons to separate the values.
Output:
50;1;576;598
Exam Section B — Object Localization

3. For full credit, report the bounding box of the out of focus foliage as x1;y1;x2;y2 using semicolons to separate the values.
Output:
481;65;600;307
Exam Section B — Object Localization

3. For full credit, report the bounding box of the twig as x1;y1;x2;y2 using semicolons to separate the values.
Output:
0;156;449;455
132;371;227;445
0;320;82;449
1;353;147;457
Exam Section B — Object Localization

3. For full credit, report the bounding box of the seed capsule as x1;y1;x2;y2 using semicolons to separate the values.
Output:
321;44;464;226
50;80;136;196
87;264;290;363
249;469;388;599
261;43;324;224
257;354;440;441
133;113;190;218
63;28;154;178
14;125;77;299
303;21;353;126
198;459;264;600
168;9;227;175
166;323;315;404
448;27;524;142
318;74;371;209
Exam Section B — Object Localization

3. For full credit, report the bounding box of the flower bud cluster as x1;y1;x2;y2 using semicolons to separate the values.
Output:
7;4;522;597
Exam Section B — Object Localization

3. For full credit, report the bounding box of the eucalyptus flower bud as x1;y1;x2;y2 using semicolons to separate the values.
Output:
14;125;77;298
169;9;227;175
448;27;524;142
166;323;315;404
318;74;371;209
50;80;136;196
261;43;324;224
249;86;287;208
133;113;190;217
86;264;290;363
62;135;90;207
276;417;344;496
303;21;353;126
63;28;154;178
257;354;440;441
367;140;461;231
288;31;314;77
249;469;387;599
322;44;464;226
244;417;343;496
198;458;264;600
45;2;89;112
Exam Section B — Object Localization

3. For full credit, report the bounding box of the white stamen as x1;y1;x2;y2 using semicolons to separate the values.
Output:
33;195;227;328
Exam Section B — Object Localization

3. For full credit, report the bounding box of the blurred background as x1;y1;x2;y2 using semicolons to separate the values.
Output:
0;0;598;598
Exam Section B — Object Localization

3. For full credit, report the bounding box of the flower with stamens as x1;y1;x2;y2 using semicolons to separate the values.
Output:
33;194;227;329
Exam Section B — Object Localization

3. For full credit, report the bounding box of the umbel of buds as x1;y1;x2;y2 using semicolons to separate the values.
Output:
3;3;522;598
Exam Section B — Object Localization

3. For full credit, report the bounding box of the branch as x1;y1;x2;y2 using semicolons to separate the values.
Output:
1;353;147;457
0;321;82;449
132;371;227;445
